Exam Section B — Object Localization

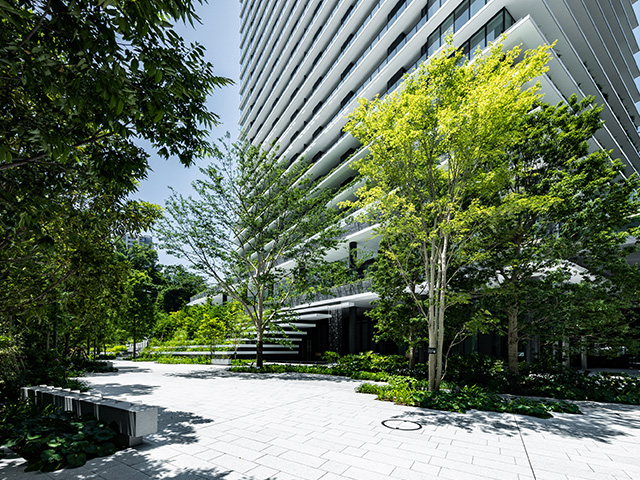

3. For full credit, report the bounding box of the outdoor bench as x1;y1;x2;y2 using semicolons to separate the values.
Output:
20;385;158;447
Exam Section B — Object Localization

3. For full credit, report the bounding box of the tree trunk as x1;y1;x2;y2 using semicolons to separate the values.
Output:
256;337;264;368
562;337;570;367
408;327;416;369
507;306;519;373
132;322;137;359
427;320;438;391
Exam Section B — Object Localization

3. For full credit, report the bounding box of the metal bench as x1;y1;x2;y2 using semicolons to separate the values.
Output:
21;385;158;447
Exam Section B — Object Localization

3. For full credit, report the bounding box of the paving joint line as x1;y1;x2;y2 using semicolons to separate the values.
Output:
201;390;334;429
513;414;537;480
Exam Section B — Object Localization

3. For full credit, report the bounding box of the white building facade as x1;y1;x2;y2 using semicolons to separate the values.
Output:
238;0;640;360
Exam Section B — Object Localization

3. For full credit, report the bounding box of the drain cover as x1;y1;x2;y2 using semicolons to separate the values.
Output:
381;419;422;431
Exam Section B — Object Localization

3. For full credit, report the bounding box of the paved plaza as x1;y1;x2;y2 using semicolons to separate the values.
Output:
2;361;640;480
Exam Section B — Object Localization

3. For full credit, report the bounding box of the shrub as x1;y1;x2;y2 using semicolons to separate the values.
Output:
1;348;91;402
412;385;581;418
132;354;211;365
106;345;128;355
95;354;116;360
68;359;118;377
445;353;511;392
322;351;428;378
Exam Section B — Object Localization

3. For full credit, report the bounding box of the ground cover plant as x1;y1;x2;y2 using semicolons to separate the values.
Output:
0;402;119;472
229;352;427;381
132;353;211;365
229;351;640;417
357;378;581;419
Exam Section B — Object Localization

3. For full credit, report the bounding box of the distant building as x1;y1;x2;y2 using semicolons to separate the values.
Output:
122;233;153;249
237;0;640;361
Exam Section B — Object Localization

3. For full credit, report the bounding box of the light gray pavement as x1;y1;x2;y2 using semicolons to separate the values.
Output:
2;360;640;480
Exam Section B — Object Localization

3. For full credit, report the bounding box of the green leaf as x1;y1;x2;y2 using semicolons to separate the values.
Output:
66;452;87;467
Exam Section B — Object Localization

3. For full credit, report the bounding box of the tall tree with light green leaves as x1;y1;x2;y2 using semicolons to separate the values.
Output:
157;138;340;367
476;96;640;372
343;39;552;391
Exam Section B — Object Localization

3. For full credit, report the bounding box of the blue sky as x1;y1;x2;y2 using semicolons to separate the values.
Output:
136;1;640;266
132;0;242;265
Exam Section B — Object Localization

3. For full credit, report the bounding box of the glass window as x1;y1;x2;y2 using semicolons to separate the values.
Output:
441;14;454;39
427;30;440;56
469;28;486;57
486;11;504;44
505;10;515;28
454;1;470;32
470;0;484;17
427;0;440;18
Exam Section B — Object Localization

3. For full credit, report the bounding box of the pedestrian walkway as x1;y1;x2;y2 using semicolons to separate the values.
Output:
2;361;640;479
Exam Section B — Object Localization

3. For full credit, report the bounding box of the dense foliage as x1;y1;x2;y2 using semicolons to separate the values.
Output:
343;39;553;391
446;353;640;404
158;138;340;367
0;402;118;472
1;0;225;400
0;242;206;401
474;96;640;372
1;0;229;323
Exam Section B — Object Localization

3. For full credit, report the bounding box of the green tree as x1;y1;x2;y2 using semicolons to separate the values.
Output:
197;311;227;359
368;238;425;368
158;138;340;367
478;96;640;372
123;270;156;358
158;265;207;313
343;40;552;391
1;0;230;323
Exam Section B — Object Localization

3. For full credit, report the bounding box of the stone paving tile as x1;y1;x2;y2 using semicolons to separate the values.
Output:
409;460;442;476
320;450;395;476
278;449;327;468
206;440;266;462
317;459;350;475
341;465;398;480
4;361;640;480
254;454;326;480
205;453;258;474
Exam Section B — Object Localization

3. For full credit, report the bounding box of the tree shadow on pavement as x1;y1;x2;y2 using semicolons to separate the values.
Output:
165;368;362;383
87;382;157;398
385;401;640;443
149;407;215;446
21;446;281;480
387;408;520;437
104;364;153;374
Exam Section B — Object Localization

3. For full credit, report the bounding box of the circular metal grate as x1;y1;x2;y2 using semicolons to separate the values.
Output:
381;419;422;431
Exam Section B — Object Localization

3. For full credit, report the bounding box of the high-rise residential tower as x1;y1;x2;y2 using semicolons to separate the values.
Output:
238;0;640;360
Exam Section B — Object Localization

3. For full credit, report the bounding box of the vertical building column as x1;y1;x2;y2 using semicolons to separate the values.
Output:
348;306;357;354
